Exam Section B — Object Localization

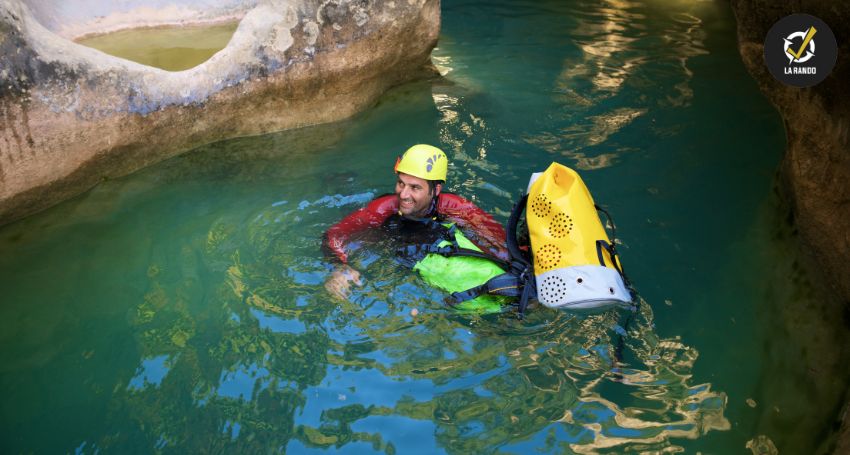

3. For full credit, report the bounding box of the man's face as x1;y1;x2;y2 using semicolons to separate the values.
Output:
395;172;441;217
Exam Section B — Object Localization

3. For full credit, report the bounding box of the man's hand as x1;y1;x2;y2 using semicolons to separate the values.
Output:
324;265;362;300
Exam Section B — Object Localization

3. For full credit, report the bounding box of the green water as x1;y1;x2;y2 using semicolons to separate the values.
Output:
75;21;239;71
4;0;840;453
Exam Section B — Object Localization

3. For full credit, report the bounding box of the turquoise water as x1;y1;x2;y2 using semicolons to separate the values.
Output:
3;0;829;452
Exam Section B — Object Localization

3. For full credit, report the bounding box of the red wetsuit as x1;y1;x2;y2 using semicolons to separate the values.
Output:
323;193;508;264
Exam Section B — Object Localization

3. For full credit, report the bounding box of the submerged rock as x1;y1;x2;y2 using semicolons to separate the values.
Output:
0;0;440;224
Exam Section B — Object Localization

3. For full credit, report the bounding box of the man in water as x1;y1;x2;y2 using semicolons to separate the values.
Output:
323;144;508;299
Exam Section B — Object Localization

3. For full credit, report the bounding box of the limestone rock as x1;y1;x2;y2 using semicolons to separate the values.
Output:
730;0;849;306
730;1;850;453
0;0;440;224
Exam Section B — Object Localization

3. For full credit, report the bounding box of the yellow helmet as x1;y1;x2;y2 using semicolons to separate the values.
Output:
393;144;448;182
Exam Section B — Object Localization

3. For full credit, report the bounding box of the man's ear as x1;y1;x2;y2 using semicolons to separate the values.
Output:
434;183;443;196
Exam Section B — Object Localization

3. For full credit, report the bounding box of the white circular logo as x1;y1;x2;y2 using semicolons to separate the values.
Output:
782;28;816;64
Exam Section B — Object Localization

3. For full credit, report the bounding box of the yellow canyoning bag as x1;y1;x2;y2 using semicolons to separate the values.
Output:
526;162;632;311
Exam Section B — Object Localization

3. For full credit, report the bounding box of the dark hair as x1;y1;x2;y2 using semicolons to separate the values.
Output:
427;180;444;194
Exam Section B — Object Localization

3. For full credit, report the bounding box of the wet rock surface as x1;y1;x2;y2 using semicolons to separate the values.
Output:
0;0;440;224
730;1;850;453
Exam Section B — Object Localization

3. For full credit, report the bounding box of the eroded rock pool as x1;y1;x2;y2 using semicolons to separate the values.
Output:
3;0;833;453
75;21;239;71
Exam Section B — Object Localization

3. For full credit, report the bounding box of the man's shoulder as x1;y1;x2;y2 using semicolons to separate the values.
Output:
363;193;398;214
437;192;474;210
437;192;471;203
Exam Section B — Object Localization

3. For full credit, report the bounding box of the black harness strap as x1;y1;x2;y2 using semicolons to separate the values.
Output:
443;194;537;318
398;242;511;269
594;205;632;289
395;218;510;266
594;204;641;363
449;276;515;304
506;194;536;318
596;240;626;279
394;193;537;318
507;195;532;269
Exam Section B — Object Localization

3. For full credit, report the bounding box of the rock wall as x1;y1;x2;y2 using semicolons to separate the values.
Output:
729;1;850;453
0;0;440;225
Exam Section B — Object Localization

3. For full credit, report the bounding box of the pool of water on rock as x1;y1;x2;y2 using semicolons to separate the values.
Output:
75;21;239;71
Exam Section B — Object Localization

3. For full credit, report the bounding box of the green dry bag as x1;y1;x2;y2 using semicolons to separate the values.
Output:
412;226;511;313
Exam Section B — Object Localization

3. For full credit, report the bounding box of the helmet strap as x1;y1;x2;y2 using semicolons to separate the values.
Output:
425;193;439;218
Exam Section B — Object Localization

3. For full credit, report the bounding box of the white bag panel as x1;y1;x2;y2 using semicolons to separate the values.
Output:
536;264;631;311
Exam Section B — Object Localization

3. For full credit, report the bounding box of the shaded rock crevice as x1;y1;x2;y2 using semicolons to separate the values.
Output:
0;0;440;225
731;1;850;303
730;1;850;453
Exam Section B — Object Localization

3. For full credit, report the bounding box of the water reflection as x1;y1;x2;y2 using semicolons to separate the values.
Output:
335;295;729;452
127;354;172;391
523;0;711;169
105;161;728;452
